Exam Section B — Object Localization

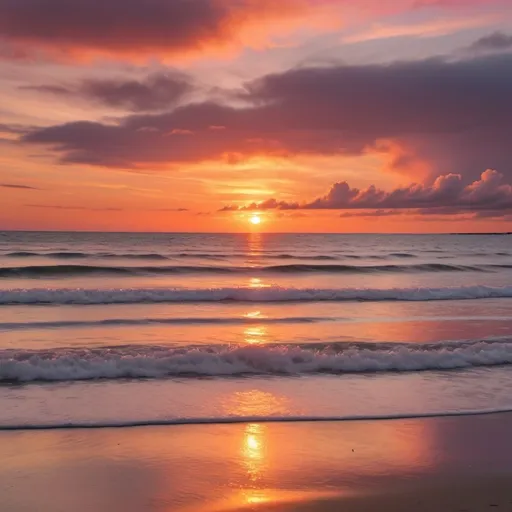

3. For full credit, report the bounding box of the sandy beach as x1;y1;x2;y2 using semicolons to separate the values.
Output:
1;412;511;511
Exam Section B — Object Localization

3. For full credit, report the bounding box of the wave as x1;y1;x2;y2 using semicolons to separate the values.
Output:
272;254;339;260
3;407;512;430
1;339;512;383
13;251;505;263
2;284;512;305
0;315;333;330
6;251;484;263
5;251;170;260
0;262;502;278
389;253;417;258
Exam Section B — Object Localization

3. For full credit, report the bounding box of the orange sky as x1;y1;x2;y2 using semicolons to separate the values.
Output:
1;0;512;232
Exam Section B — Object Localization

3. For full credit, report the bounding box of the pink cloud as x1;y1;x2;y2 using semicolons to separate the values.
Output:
221;170;512;216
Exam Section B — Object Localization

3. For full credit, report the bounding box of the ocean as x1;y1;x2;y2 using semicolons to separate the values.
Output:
2;231;512;429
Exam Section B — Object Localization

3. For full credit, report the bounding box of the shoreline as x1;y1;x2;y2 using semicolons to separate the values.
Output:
1;411;512;511
3;405;512;431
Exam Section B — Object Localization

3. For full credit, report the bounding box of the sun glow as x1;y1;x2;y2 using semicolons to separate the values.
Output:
249;215;261;225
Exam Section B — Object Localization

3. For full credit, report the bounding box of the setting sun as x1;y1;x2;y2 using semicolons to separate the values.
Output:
249;215;261;225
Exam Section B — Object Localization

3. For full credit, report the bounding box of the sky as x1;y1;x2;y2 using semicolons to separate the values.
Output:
1;0;512;233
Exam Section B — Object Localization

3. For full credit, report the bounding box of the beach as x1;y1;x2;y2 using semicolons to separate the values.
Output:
1;413;512;511
3;0;512;507
2;232;512;509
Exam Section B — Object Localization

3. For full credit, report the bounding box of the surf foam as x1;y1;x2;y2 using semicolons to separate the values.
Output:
2;340;512;382
1;285;512;305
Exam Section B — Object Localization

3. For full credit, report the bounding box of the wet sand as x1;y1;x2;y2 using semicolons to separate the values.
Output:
233;478;512;511
1;412;511;511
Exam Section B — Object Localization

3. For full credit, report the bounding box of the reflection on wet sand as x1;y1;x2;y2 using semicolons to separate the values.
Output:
240;423;268;505
1;414;511;511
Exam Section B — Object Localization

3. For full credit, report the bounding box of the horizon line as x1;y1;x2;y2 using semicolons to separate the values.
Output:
1;230;511;236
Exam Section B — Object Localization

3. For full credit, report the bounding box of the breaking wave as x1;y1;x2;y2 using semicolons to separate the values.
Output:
1;339;512;383
1;285;512;305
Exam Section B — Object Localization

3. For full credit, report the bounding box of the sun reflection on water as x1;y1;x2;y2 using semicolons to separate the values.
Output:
248;277;271;288
244;310;262;318
246;231;263;258
244;325;268;345
243;423;266;480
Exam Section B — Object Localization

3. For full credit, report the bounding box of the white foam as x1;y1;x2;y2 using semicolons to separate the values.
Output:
2;340;512;382
2;285;512;305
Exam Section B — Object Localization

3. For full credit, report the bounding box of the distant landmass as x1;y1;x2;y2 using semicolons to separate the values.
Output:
451;232;512;236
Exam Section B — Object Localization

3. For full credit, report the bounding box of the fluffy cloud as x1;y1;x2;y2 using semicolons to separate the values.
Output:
221;170;512;215
20;54;512;178
24;72;193;112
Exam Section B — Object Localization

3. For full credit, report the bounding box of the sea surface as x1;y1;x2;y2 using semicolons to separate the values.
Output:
2;231;512;429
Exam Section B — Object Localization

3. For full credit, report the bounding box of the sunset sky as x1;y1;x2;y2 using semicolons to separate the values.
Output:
1;0;512;232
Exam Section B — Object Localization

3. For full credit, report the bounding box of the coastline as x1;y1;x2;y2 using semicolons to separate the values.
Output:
1;411;512;511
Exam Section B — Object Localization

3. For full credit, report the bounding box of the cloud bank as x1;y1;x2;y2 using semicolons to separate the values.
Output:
20;53;512;181
1;0;505;61
0;0;306;60
221;170;512;216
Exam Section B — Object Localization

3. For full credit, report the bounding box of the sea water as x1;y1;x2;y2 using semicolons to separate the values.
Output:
2;231;512;428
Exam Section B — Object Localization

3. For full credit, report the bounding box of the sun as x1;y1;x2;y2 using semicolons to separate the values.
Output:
249;215;261;225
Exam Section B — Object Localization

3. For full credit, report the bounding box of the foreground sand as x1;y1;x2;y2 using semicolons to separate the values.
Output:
234;478;512;511
1;412;511;511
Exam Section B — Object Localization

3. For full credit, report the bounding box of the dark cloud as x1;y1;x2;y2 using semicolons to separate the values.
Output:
27;204;123;211
23;85;71;95
339;210;401;218
26;204;188;212
0;123;28;134
221;170;512;216
150;207;189;212
21;54;512;178
0;0;295;59
24;72;193;112
1;183;40;190
465;32;512;53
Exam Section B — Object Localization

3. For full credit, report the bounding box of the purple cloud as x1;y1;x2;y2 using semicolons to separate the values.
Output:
24;72;193;112
27;204;188;212
20;54;512;178
1;183;40;190
465;32;512;53
27;204;123;211
0;0;299;60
